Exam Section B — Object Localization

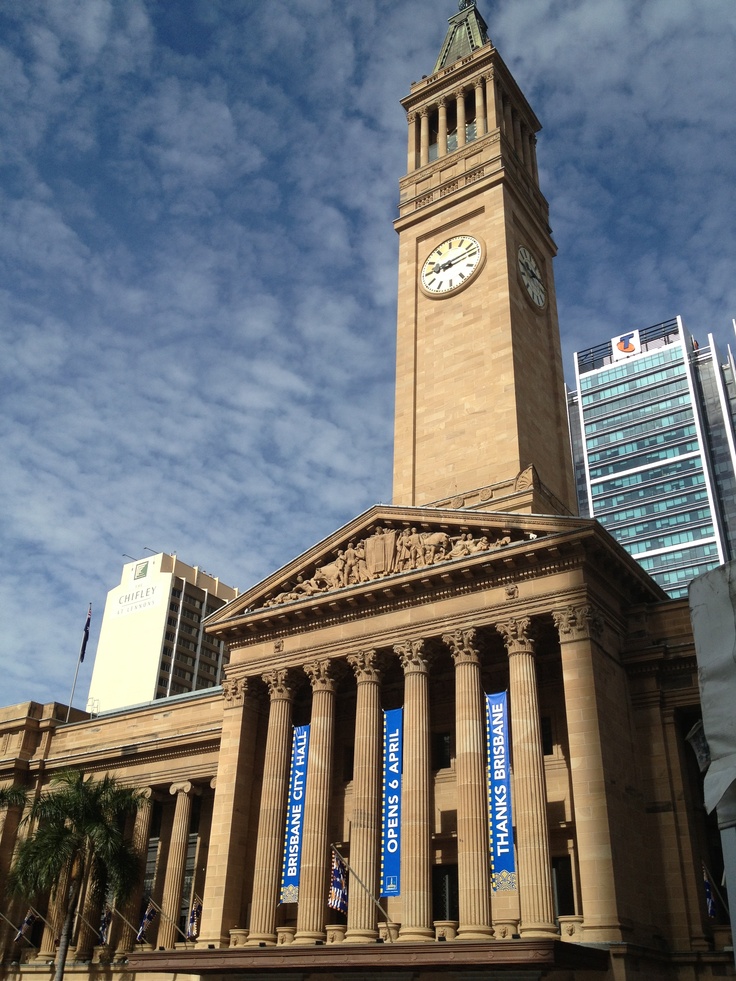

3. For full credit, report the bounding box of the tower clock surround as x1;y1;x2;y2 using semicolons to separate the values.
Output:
392;23;576;516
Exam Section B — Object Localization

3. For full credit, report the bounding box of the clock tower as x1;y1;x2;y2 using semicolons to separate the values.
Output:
392;1;576;515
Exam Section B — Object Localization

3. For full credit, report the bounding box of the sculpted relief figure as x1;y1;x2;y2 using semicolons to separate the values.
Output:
263;525;519;607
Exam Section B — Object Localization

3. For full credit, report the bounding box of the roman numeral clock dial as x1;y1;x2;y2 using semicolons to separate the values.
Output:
518;245;547;308
420;235;484;297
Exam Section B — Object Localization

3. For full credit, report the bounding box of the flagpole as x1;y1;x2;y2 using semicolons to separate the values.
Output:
66;604;91;723
145;896;190;943
0;910;37;949
329;843;397;942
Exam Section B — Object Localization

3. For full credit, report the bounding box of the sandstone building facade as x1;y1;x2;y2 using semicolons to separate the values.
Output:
0;4;731;980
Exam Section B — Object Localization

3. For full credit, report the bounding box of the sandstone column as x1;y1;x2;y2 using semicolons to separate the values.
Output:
73;880;101;960
39;864;71;957
247;669;295;945
456;89;466;147
474;78;486;137
294;659;338;944
420;109;430;167
116;790;154;954
495;617;557;938
198;677;260;947
437;98;448;157
395;639;433;942
158;781;195;948
443;628;493;939
345;650;382;942
0;796;26;957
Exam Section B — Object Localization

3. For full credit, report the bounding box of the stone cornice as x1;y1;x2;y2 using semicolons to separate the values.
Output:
128;938;609;974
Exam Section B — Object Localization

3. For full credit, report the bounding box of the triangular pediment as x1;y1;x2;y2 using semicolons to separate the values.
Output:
206;504;605;634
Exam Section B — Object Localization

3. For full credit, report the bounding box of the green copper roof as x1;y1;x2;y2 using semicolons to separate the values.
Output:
434;1;490;73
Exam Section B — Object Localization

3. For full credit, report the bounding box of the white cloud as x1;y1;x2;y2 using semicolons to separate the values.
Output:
0;0;733;707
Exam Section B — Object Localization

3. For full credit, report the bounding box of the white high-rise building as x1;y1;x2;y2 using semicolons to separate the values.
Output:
87;553;238;713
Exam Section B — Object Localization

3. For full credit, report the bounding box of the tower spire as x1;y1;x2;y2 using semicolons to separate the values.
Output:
434;2;490;72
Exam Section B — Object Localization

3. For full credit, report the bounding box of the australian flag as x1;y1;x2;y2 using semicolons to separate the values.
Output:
98;906;112;945
136;902;157;943
80;605;91;663
14;909;37;943
186;896;202;940
703;863;716;919
327;850;348;915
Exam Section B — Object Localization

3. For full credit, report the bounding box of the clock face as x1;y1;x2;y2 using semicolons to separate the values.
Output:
420;235;483;296
518;246;546;308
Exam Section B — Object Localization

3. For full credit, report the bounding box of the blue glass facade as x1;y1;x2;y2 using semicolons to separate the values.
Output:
569;318;736;598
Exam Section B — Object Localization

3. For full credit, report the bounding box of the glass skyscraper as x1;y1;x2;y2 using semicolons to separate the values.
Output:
569;317;736;598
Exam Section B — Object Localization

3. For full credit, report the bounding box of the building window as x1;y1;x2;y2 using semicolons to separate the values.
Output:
432;731;452;770
541;716;554;756
552;855;575;917
432;864;459;921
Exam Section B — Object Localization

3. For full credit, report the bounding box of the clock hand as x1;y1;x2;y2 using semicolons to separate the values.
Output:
441;249;478;270
522;261;543;285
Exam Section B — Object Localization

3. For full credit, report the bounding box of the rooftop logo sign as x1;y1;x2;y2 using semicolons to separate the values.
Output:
612;329;641;360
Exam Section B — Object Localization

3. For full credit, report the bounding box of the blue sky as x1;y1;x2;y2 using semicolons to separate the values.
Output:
1;0;734;709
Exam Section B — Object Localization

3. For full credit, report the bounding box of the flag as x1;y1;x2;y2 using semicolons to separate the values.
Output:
14;909;37;943
98;905;112;945
186;896;202;940
327;850;348;914
136;901;157;943
703;863;716;918
80;605;91;663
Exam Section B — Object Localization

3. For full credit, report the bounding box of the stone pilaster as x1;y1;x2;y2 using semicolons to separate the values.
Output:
552;604;629;943
198;677;260;947
495;617;557;939
247;670;295;945
116;790;153;954
157;782;195;948
345;650;382;942
407;113;418;173
485;68;498;132
443;628;493;940
395;639;433;942
294;659;338;944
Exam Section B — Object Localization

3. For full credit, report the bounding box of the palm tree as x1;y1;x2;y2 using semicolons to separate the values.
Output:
0;784;28;809
7;770;143;981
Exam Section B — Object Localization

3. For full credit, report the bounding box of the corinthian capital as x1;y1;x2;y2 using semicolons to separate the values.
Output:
494;616;534;655
262;668;294;700
442;627;479;665
348;649;381;684
395;638;431;674
303;658;338;692
222;676;249;707
552;604;604;641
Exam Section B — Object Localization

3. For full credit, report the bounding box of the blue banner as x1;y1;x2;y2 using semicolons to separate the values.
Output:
485;692;516;891
281;723;310;903
380;707;403;896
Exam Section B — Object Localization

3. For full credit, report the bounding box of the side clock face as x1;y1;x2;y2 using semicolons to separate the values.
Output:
518;246;547;308
420;235;483;296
